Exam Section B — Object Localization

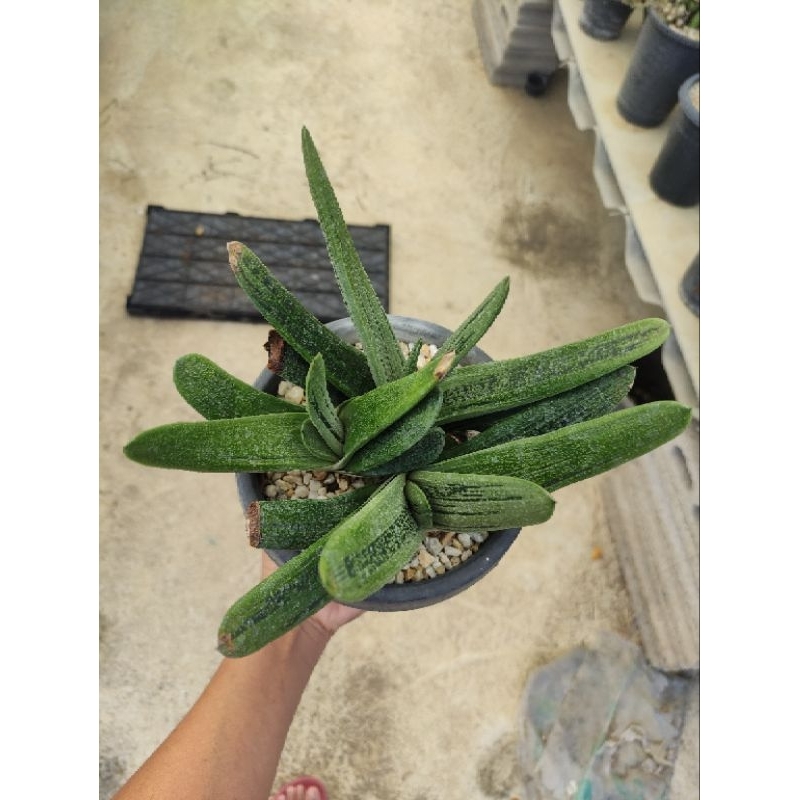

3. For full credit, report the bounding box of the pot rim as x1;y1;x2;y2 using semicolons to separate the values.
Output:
678;73;700;126
648;7;701;49
235;315;522;612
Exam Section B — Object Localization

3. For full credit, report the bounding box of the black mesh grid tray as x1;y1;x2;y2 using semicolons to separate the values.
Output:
125;205;391;323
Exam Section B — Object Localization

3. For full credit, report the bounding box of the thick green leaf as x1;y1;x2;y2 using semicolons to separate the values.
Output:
358;427;446;477
443;366;635;458
437;318;670;424
301;127;404;386
301;418;340;463
402;339;425;376
228;242;374;397
266;330;347;406
408;471;554;531
173;354;302;420
343;388;442;474
404;480;433;531
218;537;331;657
318;475;423;603
432;277;509;369
337;351;455;460
248;485;379;550
305;354;344;456
123;413;335;472
429;401;692;491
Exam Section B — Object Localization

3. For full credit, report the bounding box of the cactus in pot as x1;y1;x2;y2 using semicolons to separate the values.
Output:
124;127;692;657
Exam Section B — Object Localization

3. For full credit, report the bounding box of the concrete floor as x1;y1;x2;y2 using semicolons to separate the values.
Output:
99;2;695;798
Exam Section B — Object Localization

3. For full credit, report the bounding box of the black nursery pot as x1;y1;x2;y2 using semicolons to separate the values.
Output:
235;315;522;613
579;0;635;41
616;10;700;128
649;74;700;207
680;252;700;317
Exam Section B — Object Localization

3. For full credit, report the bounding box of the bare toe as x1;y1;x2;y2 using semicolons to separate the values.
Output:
270;777;326;800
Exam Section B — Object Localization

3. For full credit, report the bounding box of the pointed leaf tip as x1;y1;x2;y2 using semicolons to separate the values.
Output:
301;126;404;385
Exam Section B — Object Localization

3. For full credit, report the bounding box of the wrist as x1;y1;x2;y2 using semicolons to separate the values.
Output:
297;614;335;652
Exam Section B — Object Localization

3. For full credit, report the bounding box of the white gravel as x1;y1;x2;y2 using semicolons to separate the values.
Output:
259;467;489;584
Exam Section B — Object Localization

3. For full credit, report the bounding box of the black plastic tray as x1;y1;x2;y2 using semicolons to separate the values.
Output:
126;206;390;323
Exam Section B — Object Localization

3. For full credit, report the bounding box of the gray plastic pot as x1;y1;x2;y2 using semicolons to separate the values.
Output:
616;10;700;128
235;315;522;612
649;73;700;207
579;0;635;41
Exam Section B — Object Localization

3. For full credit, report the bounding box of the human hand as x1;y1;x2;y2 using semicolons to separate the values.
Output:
261;552;365;640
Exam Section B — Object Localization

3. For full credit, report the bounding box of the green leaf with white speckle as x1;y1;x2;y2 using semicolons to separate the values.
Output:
408;470;554;531
173;353;302;420
429;401;692;491
228;241;374;397
124;413;334;472
302;126;404;386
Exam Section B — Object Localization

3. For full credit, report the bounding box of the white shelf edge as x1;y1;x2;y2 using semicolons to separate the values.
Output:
592;135;625;211
623;220;662;306
566;61;594;130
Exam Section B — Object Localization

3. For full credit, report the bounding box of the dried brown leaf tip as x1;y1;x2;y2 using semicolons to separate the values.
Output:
265;330;287;374
247;503;262;548
217;632;234;656
227;241;244;271
434;351;456;380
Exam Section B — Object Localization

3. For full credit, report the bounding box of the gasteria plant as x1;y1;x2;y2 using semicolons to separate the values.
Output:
124;127;692;658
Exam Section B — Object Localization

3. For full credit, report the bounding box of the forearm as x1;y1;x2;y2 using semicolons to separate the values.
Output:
114;619;331;800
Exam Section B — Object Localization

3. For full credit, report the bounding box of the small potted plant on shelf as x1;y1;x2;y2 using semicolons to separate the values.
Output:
649;72;699;206
124;127;692;658
616;0;700;127
680;252;699;317
579;0;637;42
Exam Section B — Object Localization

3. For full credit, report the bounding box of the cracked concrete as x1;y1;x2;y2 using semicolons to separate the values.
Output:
99;2;695;798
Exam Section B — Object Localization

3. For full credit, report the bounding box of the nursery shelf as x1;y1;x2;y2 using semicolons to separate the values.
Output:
547;0;700;676
552;0;699;411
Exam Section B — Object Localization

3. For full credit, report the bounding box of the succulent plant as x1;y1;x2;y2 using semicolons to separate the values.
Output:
124;127;692;658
